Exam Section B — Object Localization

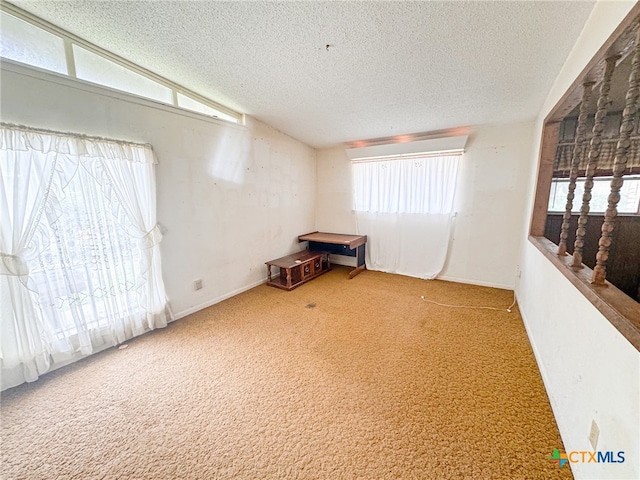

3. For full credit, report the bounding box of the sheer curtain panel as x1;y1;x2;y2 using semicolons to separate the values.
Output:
0;124;170;390
353;155;460;279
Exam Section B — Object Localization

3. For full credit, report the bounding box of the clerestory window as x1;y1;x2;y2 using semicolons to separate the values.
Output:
0;4;242;124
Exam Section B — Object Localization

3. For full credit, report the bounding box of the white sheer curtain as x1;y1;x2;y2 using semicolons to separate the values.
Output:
0;125;170;390
353;155;460;279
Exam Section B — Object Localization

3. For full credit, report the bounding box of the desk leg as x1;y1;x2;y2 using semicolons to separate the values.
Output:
349;244;367;279
267;265;272;283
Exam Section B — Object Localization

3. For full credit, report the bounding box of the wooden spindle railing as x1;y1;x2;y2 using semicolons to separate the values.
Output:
558;81;595;256
592;29;640;285
572;56;620;268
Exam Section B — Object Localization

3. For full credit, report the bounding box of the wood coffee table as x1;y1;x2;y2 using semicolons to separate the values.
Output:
265;250;330;291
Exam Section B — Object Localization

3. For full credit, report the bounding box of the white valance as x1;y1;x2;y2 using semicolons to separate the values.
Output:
0;123;156;164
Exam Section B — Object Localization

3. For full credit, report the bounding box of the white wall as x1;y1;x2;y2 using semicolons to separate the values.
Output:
0;61;316;318
316;146;358;235
519;243;639;479
439;123;534;289
315;122;534;289
518;1;640;479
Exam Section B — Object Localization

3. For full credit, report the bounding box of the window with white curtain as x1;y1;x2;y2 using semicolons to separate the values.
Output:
352;154;461;279
352;155;459;214
0;124;170;390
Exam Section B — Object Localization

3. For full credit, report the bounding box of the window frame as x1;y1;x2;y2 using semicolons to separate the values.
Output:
547;175;640;214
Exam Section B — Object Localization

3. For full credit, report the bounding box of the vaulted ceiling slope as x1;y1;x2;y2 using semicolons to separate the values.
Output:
10;1;596;148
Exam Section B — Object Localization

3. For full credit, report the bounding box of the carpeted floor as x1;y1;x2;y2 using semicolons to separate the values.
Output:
1;267;572;479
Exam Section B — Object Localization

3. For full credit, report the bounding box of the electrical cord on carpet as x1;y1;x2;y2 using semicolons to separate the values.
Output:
420;291;517;313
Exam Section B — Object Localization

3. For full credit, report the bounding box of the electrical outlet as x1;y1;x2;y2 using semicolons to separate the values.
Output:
194;279;203;291
589;419;599;450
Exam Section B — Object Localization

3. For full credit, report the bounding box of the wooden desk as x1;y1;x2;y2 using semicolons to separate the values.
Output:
298;231;367;278
265;250;330;290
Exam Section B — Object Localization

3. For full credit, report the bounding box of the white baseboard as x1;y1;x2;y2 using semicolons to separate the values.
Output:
517;292;577;478
171;273;512;318
172;277;267;320
436;274;513;291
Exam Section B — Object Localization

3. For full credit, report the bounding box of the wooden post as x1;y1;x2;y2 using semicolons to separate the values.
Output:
558;81;595;256
592;30;640;285
572;56;620;267
530;122;561;236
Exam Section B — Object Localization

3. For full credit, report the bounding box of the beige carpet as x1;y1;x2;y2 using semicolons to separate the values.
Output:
1;267;572;479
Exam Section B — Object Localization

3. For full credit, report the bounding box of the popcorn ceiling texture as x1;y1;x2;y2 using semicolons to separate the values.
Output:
1;267;572;479
11;1;595;147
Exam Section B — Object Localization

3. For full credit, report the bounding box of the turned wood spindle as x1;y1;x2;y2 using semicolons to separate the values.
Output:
558;81;595;256
572;56;620;268
592;30;640;285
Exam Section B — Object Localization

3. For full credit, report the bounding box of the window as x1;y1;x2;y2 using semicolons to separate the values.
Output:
0;124;170;390
0;5;242;123
0;11;66;74
73;45;173;104
29;164;145;339
352;155;460;214
176;93;238;122
351;153;461;280
548;175;640;214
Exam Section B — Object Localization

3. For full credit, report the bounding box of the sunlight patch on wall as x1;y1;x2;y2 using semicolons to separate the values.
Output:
207;127;251;185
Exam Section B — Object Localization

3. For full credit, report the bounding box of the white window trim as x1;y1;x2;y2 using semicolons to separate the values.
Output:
547;175;640;214
0;59;247;131
0;2;243;124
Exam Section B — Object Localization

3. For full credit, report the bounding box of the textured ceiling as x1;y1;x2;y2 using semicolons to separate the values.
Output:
9;0;596;148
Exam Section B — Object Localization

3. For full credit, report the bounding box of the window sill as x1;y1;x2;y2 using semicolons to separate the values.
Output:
529;235;640;351
546;211;640;217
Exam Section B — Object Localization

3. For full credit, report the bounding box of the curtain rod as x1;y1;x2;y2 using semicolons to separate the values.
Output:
0;122;153;149
350;149;464;163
